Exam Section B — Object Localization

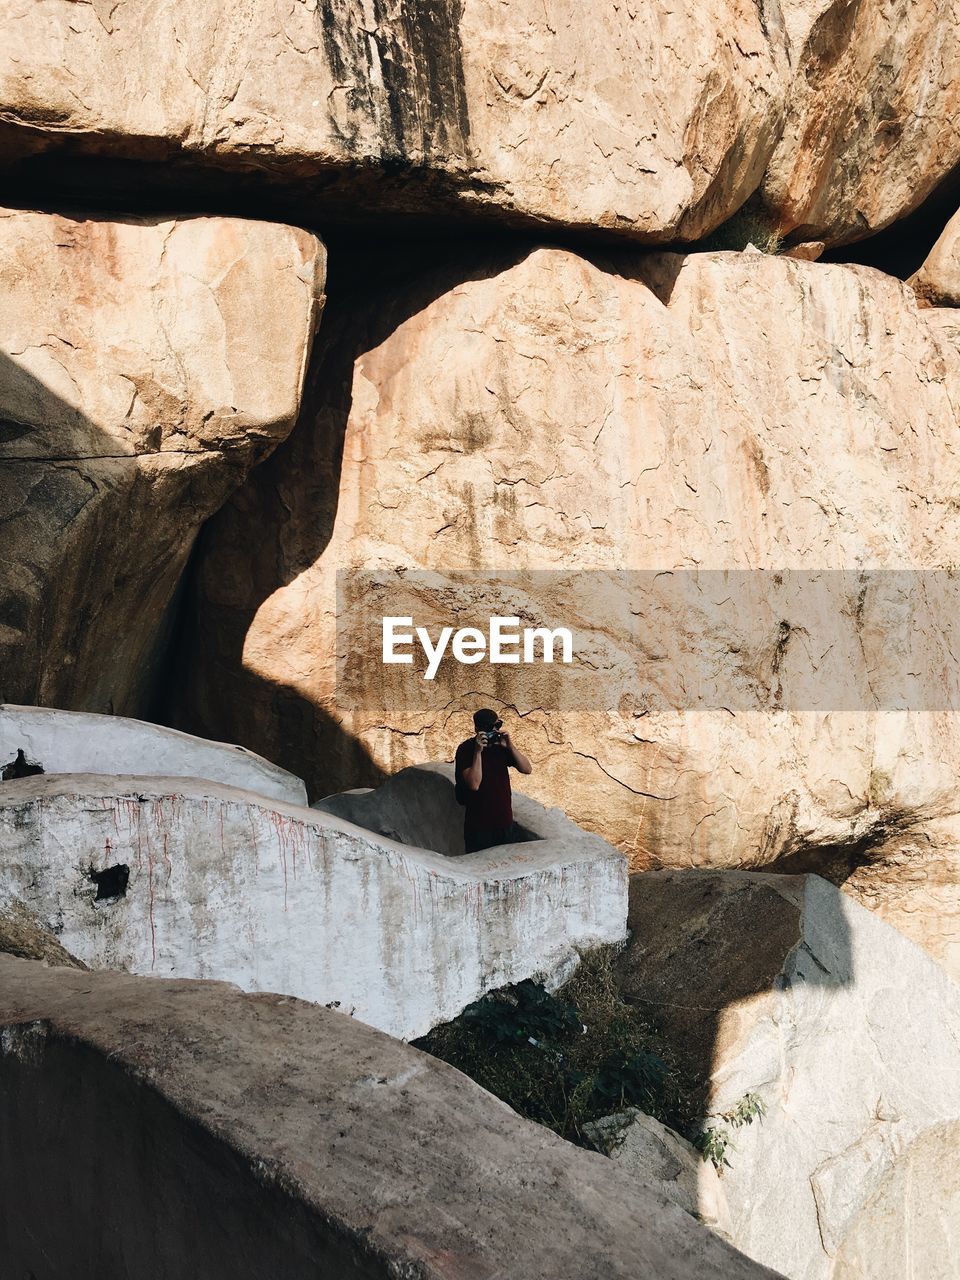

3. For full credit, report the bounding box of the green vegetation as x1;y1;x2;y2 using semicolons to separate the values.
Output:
698;204;784;255
413;947;699;1151
694;1092;766;1170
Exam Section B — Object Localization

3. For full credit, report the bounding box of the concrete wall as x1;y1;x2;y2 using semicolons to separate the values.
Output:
314;762;595;859
0;773;627;1039
0;958;782;1280
0;705;307;805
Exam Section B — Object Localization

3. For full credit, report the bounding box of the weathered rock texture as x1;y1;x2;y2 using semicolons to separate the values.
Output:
178;245;960;979
0;769;626;1039
616;870;960;1280
910;204;960;306
0;207;324;715
0;899;85;968
0;704;307;805
3;2;959;247
761;0;960;245
0;0;778;240
0;957;783;1280
584;1109;730;1238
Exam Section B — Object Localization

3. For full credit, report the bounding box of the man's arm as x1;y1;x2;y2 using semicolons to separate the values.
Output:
500;732;532;775
460;734;486;790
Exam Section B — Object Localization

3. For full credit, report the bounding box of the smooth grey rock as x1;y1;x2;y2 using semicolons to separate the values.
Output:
0;956;785;1280
585;1109;731;1236
616;870;960;1280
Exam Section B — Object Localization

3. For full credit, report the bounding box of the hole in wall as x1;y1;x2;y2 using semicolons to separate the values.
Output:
1;749;45;780
90;864;130;902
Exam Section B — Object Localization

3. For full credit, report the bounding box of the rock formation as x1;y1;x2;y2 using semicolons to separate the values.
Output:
0;955;783;1280
584;1109;730;1238
0;900;85;969
176;244;960;979
2;0;957;249
910;205;960;306
0;0;788;240
2;0;960;1272
0;207;324;715
615;870;960;1280
760;0;960;245
0;760;626;1039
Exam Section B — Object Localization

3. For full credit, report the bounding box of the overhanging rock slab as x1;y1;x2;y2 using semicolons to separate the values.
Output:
0;770;626;1039
0;957;783;1280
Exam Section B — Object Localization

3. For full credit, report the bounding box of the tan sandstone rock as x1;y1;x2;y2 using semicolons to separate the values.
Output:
615;870;960;1280
762;0;960;245
0;900;85;969
0;0;788;241
177;246;960;981
909;205;960;306
0;207;324;714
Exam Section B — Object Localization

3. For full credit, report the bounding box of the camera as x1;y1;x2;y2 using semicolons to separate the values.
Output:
481;730;503;746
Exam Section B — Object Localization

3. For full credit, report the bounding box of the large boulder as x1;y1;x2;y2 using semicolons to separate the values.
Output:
0;0;786;242
909;204;960;306
0;956;782;1280
0;768;626;1039
615;870;960;1280
0;207;324;715
762;0;960;246
583;1109;731;1238
3;2;958;249
176;245;960;978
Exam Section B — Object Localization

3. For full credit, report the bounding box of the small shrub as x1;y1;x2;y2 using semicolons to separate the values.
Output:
695;1126;733;1171
413;948;700;1149
699;206;784;255
694;1091;766;1171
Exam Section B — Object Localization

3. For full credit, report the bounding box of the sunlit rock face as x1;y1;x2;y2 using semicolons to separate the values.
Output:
0;0;780;241
0;207;324;714
616;870;960;1280
910;205;960;307
3;2;959;250
761;0;960;246
177;245;960;978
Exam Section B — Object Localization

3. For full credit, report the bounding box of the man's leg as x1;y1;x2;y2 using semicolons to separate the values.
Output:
464;826;526;853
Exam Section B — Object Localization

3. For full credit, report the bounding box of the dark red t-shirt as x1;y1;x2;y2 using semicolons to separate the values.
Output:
454;739;515;832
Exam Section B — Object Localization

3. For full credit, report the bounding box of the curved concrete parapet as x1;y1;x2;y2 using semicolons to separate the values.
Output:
0;705;307;805
0;772;626;1040
314;762;608;862
0;958;782;1280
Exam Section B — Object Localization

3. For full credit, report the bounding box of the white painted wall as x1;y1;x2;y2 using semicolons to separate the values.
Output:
0;774;627;1039
0;705;306;805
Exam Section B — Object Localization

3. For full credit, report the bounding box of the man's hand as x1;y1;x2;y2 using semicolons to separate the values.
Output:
474;731;487;751
500;731;533;775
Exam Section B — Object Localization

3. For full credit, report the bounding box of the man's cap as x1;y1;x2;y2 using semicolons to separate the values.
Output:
473;708;501;731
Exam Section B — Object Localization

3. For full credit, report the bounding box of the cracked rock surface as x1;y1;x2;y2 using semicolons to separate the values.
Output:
762;0;960;245
615;870;960;1280
1;1;957;247
0;206;325;714
177;245;960;980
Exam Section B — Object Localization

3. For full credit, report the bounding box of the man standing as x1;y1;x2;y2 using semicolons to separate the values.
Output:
454;708;533;853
